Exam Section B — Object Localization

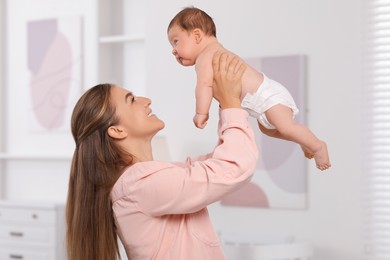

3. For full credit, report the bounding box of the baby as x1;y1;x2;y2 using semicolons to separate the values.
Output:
167;7;331;171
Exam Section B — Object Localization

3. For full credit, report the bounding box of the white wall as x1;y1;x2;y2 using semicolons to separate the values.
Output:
146;1;362;259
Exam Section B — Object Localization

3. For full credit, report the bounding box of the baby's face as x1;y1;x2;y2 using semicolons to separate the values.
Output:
167;25;197;66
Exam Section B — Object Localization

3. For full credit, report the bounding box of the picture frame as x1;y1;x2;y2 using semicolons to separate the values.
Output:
221;55;308;209
4;0;94;155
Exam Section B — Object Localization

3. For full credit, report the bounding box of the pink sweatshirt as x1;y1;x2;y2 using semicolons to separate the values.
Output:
111;108;258;260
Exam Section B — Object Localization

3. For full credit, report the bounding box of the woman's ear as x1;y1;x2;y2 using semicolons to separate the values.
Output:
193;28;203;44
107;125;128;140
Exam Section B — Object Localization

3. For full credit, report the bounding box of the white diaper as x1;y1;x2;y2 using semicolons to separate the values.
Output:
241;74;299;129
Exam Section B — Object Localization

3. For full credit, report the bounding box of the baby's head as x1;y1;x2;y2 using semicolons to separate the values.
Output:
167;7;216;37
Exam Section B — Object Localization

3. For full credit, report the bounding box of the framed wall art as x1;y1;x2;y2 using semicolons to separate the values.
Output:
221;55;308;209
4;0;95;155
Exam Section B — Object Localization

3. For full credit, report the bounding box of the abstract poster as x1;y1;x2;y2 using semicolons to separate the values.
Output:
221;55;307;209
27;16;82;131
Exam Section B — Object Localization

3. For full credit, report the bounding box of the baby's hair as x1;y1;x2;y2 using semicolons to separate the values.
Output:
168;6;216;37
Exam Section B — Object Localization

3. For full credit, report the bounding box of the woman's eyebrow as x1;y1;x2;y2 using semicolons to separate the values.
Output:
125;92;134;103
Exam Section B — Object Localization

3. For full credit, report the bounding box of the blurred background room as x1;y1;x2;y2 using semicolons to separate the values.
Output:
0;0;385;259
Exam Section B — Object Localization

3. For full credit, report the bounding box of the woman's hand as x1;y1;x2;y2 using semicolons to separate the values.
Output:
212;52;246;109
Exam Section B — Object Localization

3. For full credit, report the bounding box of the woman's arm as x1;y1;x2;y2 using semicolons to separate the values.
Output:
133;108;258;215
130;53;257;215
190;52;247;161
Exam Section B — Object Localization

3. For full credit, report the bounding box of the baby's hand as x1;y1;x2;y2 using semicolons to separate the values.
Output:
193;113;209;129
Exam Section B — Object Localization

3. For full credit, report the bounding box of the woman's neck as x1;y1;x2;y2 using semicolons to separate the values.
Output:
121;138;154;163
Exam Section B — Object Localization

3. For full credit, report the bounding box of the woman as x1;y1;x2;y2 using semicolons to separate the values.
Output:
66;52;258;260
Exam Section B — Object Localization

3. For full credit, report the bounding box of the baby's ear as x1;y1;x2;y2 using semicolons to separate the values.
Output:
107;125;128;140
193;28;203;43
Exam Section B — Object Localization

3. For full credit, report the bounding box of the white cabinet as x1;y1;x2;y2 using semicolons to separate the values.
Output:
0;201;66;260
219;232;313;260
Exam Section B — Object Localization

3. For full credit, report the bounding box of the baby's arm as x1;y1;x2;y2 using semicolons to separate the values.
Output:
194;80;212;129
194;54;214;129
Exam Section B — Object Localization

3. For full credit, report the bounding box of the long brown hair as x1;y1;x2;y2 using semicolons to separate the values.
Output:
66;84;132;260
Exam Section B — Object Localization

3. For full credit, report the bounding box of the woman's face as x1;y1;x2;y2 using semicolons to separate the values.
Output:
110;86;165;138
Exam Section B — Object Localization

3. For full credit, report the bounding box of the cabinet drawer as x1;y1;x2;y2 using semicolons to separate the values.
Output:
0;248;53;260
0;226;55;245
0;208;56;224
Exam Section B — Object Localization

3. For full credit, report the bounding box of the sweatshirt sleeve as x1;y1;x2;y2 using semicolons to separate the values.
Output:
185;107;241;163
130;108;258;216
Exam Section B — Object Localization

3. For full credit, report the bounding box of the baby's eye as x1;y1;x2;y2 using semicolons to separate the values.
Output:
132;96;136;103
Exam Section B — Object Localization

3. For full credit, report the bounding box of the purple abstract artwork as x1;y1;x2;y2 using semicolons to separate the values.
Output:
27;17;82;130
221;55;307;209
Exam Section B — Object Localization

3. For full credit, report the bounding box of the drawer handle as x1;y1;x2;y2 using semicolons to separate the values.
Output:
9;231;24;237
9;254;24;259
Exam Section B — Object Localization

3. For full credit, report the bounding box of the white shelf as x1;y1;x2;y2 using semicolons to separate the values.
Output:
99;34;145;43
0;153;72;160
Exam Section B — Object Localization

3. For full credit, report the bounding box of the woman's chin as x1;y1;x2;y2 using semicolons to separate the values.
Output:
156;120;165;131
152;123;165;137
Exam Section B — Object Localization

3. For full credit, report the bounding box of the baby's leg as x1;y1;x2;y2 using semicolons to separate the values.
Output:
257;122;281;139
258;121;314;159
258;122;313;160
265;104;331;171
300;145;314;159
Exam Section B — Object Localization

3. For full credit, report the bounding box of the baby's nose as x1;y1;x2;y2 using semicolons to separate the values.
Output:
172;49;177;55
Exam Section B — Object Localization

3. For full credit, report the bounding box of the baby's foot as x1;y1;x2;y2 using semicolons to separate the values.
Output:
313;141;331;171
301;145;314;159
